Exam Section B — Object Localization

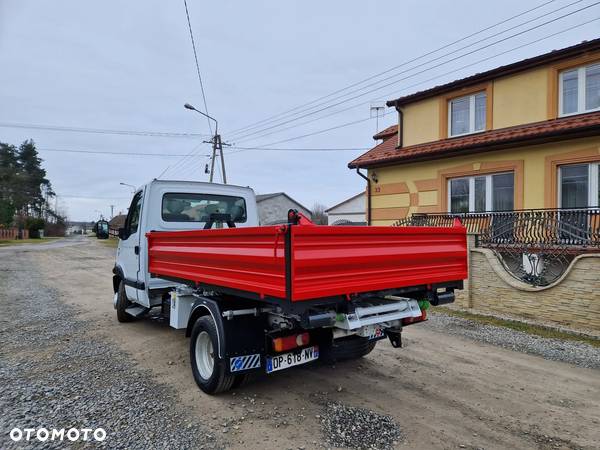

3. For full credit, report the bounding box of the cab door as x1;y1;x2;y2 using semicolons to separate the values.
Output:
119;191;144;301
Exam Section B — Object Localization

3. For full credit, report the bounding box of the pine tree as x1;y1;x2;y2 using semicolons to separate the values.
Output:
16;140;53;217
0;143;18;226
0;140;56;228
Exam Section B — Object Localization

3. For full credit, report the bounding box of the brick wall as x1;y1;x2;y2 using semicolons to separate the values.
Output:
455;235;600;332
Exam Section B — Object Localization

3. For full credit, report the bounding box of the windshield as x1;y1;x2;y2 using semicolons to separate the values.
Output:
161;193;247;223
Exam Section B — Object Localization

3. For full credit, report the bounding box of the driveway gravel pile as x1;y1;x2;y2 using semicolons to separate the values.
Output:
426;312;600;369
0;256;221;450
319;401;402;449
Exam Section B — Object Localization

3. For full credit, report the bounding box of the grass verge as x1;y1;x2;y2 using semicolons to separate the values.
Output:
0;237;60;246
435;307;600;348
98;237;119;248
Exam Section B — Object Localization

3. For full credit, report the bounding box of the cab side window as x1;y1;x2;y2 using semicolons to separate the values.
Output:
125;192;143;237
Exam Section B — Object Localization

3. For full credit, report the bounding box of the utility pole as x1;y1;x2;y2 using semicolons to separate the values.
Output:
185;103;228;184
183;103;227;184
208;133;227;184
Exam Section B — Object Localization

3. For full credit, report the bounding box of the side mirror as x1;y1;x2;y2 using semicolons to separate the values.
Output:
118;227;127;240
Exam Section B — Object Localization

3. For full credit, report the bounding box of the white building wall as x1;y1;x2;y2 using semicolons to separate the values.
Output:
257;196;312;225
326;193;366;225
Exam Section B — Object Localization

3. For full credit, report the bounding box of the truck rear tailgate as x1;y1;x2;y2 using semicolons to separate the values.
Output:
147;223;467;302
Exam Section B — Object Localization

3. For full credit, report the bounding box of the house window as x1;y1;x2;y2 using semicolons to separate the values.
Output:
449;172;514;213
559;62;600;116
558;162;600;208
448;92;486;137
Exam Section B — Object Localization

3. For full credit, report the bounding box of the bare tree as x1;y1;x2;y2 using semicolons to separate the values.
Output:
311;202;328;225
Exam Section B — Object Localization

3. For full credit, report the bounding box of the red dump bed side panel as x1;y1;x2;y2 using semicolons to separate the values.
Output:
147;224;468;302
147;226;287;299
289;225;468;301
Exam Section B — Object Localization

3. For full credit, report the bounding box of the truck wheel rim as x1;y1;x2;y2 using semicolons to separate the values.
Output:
195;331;214;379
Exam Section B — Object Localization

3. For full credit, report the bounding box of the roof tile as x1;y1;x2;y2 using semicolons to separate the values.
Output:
349;111;600;168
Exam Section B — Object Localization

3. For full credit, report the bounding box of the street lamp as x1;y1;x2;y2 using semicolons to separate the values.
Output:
184;103;218;133
119;182;136;194
184;103;226;184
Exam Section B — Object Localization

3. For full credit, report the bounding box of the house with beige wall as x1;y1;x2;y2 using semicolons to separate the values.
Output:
349;39;600;225
349;39;600;333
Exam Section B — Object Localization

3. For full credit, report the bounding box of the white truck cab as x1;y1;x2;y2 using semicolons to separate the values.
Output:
113;179;259;313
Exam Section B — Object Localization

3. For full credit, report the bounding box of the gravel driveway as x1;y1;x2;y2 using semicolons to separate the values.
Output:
425;314;600;369
0;252;221;450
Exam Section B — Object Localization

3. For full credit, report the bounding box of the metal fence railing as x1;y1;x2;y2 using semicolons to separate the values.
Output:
393;208;600;286
394;208;600;248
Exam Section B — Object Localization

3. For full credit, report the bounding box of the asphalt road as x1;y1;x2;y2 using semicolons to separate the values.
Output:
1;237;598;449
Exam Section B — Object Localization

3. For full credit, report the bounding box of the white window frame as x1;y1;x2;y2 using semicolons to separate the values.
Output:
558;63;600;117
448;91;486;137
447;172;512;213
557;162;600;208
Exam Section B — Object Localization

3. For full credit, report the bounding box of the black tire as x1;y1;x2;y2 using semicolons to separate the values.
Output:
116;281;134;323
321;336;377;363
190;316;235;395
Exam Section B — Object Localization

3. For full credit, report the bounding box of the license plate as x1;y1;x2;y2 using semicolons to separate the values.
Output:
266;346;319;373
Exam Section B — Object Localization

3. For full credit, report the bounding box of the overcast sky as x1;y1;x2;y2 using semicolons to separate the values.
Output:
0;0;598;221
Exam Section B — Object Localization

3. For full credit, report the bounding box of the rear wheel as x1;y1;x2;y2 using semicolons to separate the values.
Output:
116;281;134;323
190;316;235;394
322;336;377;363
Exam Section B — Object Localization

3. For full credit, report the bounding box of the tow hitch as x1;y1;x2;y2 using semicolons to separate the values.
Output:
386;329;402;348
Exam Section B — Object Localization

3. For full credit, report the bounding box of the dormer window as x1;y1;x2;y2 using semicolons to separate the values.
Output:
559;62;600;116
448;92;486;137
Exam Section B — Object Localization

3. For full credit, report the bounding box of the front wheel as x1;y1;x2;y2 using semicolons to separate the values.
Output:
190;316;236;394
116;281;134;323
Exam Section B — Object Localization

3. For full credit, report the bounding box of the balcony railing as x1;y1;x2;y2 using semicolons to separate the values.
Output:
394;208;600;247
393;208;600;286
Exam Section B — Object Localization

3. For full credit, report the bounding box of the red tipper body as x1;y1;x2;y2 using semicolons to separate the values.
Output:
146;222;468;303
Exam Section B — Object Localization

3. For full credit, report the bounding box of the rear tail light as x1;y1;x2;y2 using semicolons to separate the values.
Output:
272;332;310;352
402;308;427;325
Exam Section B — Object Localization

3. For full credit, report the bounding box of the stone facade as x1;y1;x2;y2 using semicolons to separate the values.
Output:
455;235;600;333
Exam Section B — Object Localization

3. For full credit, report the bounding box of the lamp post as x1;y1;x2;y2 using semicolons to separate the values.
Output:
119;182;136;194
184;103;226;184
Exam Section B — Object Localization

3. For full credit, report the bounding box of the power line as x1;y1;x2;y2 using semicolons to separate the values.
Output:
240;113;392;150
35;145;364;159
242;18;600;147
225;0;562;138
160;141;209;177
233;3;600;145
230;0;596;144
238;16;599;150
0;122;208;138
38;147;209;158
229;146;369;152
183;0;213;135
57;194;131;200
232;0;598;144
165;2;217;181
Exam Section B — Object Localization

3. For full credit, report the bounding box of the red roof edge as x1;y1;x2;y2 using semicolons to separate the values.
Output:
348;112;600;169
372;125;398;141
387;38;600;108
